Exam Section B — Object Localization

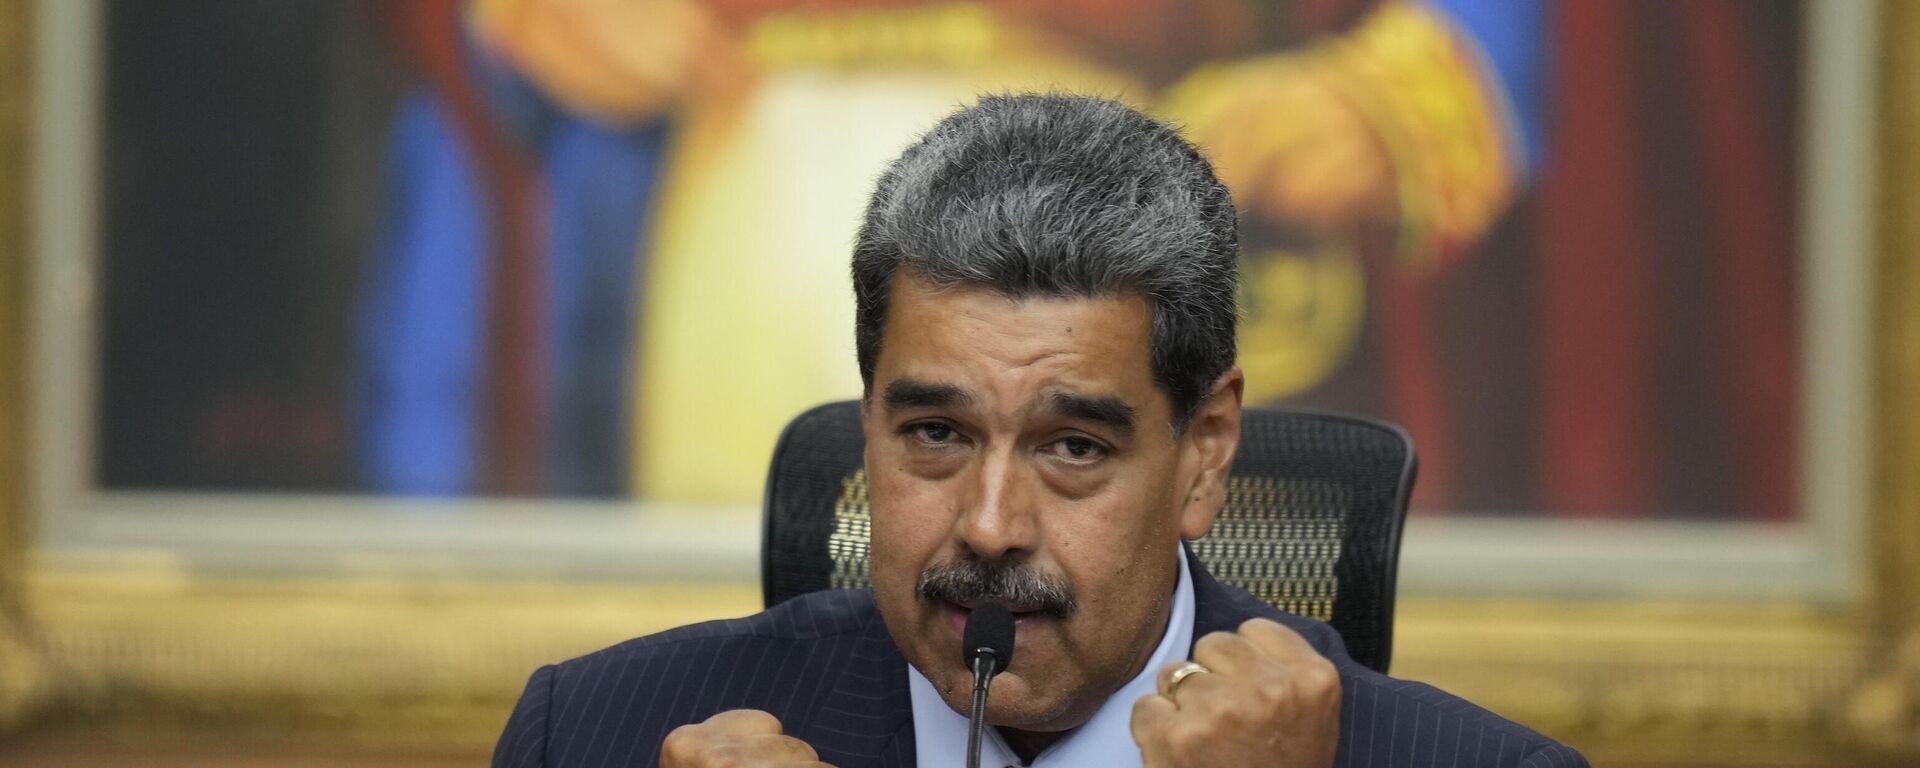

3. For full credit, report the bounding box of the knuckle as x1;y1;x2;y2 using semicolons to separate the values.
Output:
1132;695;1171;724
1132;695;1156;720
1239;617;1282;634
1300;660;1341;693
731;709;780;730
661;724;699;761
1194;631;1240;658
1154;660;1183;687
783;735;821;761
1240;617;1301;647
1252;673;1293;710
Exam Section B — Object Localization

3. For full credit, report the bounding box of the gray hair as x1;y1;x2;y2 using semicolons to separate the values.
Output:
852;93;1239;430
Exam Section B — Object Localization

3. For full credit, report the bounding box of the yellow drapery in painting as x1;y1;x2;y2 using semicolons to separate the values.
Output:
632;3;1140;503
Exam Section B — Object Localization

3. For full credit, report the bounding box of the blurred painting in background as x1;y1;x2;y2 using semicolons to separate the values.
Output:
93;0;1802;522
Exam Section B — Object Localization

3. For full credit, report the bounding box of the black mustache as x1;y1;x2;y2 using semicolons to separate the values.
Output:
917;559;1078;620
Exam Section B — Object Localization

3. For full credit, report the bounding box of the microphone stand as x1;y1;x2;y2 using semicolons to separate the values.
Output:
961;603;1013;768
966;650;999;768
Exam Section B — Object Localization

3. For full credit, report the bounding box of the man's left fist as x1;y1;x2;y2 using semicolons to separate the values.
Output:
1130;618;1342;768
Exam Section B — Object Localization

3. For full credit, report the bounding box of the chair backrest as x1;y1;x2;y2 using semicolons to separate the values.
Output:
761;400;1416;673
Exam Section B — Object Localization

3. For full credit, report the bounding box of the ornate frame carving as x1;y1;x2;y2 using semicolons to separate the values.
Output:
1858;0;1920;753
0;0;53;736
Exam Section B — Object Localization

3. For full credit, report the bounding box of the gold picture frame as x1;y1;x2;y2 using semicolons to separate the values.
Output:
1;1;1916;765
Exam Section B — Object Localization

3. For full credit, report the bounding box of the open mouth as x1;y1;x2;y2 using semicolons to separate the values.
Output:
939;600;1048;636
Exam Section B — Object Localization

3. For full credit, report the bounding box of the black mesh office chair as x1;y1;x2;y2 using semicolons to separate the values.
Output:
761;400;1416;673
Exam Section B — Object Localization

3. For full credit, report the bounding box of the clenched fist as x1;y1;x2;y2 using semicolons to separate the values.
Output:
661;710;835;768
1131;618;1342;768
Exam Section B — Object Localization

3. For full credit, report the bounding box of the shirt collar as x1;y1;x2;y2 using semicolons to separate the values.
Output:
907;545;1197;768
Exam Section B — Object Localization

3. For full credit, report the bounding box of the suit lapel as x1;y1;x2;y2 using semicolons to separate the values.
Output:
1185;542;1262;645
811;593;918;767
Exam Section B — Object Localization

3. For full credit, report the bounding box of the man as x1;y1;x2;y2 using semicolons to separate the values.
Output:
494;94;1587;767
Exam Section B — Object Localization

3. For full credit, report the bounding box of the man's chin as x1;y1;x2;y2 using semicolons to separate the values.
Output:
932;669;1086;733
889;602;1084;727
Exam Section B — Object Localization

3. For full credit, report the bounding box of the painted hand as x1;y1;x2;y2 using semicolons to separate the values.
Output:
1165;62;1397;235
470;0;746;126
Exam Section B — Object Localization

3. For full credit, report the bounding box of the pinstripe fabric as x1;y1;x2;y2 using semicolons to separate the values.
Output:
494;560;1586;767
1188;563;1588;768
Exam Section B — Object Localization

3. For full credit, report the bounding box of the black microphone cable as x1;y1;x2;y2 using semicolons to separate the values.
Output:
961;604;1015;768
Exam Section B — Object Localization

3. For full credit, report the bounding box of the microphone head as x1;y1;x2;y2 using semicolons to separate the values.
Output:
960;603;1016;674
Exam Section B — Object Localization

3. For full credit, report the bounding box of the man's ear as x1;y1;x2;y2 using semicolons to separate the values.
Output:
1177;367;1244;541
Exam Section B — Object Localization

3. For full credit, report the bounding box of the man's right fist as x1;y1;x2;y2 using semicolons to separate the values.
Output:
660;710;834;767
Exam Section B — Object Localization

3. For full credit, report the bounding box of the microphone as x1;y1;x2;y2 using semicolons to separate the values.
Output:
961;604;1015;768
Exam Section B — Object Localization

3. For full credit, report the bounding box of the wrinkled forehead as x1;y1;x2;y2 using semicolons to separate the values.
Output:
872;275;1168;426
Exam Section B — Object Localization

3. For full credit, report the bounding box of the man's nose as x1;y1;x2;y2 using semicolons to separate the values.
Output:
954;445;1038;559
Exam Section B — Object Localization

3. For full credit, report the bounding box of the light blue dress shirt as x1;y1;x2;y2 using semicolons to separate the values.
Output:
908;546;1197;767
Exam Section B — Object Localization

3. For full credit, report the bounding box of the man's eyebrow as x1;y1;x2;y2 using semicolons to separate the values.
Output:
1044;391;1136;437
882;379;973;410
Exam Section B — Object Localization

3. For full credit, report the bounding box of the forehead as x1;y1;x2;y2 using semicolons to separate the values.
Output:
876;275;1159;408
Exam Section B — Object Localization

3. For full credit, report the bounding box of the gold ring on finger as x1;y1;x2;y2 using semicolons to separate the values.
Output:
1166;661;1211;698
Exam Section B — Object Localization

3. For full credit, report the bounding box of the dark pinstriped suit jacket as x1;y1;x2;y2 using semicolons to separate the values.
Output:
494;559;1589;767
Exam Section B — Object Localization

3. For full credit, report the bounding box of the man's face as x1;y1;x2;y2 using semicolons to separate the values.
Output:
864;273;1240;735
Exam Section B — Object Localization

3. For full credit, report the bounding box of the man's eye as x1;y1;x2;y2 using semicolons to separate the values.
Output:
1048;436;1107;461
907;422;958;444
